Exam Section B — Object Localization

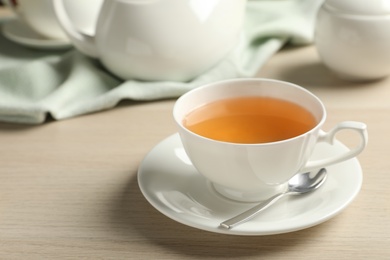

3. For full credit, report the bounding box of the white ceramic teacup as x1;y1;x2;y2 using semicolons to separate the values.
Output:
173;78;368;202
4;0;67;40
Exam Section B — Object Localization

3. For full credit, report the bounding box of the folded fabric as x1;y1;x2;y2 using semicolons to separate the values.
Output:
0;0;324;124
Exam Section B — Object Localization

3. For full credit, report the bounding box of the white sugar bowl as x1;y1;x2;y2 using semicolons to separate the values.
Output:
315;0;390;81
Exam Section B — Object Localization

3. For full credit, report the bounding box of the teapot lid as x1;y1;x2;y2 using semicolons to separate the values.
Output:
324;0;390;15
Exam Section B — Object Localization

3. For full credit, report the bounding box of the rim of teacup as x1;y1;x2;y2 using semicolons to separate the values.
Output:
173;78;327;146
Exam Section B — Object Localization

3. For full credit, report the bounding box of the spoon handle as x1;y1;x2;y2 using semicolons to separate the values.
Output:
220;192;287;229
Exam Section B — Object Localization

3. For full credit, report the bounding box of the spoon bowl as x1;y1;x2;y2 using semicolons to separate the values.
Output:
220;168;328;229
288;169;327;194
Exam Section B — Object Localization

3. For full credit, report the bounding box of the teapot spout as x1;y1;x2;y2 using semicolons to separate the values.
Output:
52;0;98;58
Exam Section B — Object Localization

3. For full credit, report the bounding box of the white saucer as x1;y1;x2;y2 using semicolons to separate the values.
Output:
2;19;72;50
138;134;363;235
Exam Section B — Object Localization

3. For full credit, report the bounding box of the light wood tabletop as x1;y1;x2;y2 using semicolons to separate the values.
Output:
0;7;389;260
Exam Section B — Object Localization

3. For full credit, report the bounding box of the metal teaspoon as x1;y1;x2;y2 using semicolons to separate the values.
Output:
220;168;328;229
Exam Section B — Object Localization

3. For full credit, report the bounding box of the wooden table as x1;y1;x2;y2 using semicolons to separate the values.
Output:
0;9;389;260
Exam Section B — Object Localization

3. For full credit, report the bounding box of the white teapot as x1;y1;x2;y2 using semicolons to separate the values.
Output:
53;0;247;81
315;0;390;81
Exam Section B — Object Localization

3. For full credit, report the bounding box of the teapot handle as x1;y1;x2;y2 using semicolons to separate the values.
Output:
52;0;98;58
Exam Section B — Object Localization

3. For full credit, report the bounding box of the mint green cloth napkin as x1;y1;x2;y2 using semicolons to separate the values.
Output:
0;0;323;124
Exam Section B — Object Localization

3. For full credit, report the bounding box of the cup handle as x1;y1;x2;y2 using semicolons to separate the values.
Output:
301;121;368;172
